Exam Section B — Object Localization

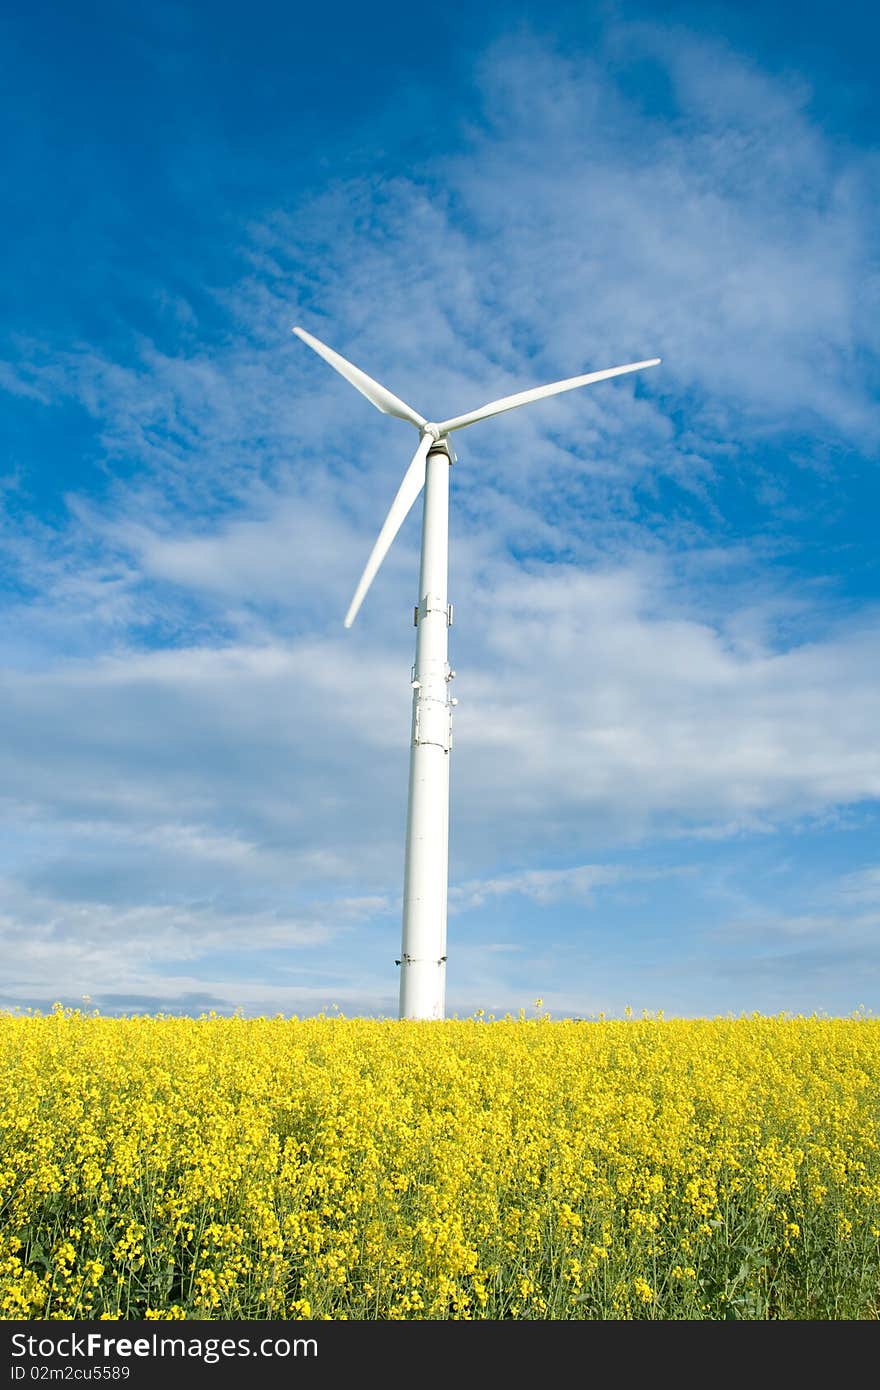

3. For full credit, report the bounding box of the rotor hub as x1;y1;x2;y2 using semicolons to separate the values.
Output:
423;425;455;462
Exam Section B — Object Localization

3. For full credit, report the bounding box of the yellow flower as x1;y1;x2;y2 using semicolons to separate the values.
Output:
2;1008;880;1319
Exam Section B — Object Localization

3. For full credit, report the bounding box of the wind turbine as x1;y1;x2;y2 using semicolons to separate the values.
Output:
294;324;660;1021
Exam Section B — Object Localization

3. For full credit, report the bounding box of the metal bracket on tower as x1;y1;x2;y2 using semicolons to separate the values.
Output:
413;698;452;752
415;594;450;623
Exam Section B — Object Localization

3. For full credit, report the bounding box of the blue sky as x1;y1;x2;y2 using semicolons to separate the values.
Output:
1;0;878;1018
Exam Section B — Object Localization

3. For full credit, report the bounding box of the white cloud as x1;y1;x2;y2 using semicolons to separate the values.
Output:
450;861;687;911
838;867;880;905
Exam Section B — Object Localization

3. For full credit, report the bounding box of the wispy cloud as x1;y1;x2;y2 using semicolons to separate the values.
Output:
837;867;880;905
450;862;688;911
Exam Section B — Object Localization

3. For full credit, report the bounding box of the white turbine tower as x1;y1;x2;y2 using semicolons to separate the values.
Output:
294;325;660;1022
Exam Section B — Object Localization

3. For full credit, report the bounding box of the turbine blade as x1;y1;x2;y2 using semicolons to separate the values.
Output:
344;434;433;628
293;326;427;429
436;358;661;434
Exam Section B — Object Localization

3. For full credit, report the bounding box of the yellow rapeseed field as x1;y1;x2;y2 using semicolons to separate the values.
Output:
1;1007;879;1319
